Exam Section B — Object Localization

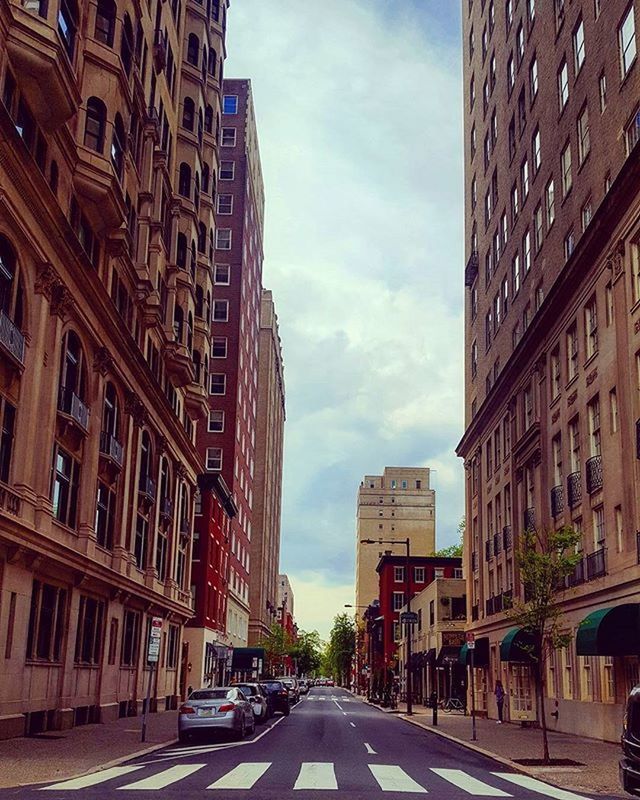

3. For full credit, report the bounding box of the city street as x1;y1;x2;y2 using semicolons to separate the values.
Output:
0;688;621;800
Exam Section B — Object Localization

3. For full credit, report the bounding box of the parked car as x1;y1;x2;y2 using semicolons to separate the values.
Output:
178;687;255;743
298;679;309;695
327;678;335;687
260;680;290;716
621;685;640;795
234;683;270;722
277;676;300;703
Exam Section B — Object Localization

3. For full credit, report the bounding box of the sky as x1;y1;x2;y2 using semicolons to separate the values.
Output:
225;1;465;640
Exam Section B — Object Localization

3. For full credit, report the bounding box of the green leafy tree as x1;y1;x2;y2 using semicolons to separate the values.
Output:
260;623;294;676
507;525;582;764
325;613;356;686
432;516;465;558
290;630;323;676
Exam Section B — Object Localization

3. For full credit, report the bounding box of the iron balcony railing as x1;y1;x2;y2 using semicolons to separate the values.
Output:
503;588;513;609
0;310;25;365
586;547;606;579
0;481;21;516
138;476;157;501
486;596;495;616
567;471;582;508
586;455;603;494
524;507;536;532
503;526;512;550
567;557;585;587
485;540;492;561
58;386;90;431
494;593;504;613
551;484;564;517
493;532;502;556
99;431;124;467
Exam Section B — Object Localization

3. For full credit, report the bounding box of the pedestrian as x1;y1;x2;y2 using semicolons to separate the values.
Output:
494;679;505;724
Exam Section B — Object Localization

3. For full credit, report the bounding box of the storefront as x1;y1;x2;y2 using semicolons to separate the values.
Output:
460;636;490;715
500;627;536;722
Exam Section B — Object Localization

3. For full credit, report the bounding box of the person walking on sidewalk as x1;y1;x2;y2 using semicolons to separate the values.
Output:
495;679;505;724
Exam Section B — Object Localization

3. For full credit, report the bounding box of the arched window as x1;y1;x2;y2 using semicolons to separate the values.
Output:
182;97;195;131
178;162;191;198
159;457;171;508
102;382;119;438
121;14;134;75
208;49;217;77
193;349;201;383
205;290;211;325
173;305;184;343
208;231;214;263
111;113;126;179
187;33;199;66
202;163;210;194
59;331;85;401
0;235;23;331
84;97;107;152
202;46;208;81
195;286;204;318
190;241;196;279
187;312;194;353
194;172;200;210
204;105;213;133
198;222;206;253
197;109;203;144
176;232;187;269
58;0;78;59
95;0;116;47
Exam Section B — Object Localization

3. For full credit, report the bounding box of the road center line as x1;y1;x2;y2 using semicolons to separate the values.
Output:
349;722;356;728
365;743;377;754
333;700;344;711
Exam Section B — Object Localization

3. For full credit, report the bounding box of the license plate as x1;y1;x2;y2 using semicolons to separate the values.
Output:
197;707;214;717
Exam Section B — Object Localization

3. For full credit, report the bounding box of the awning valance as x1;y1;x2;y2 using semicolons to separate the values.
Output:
459;636;490;667
436;645;461;666
576;604;640;656
500;628;535;662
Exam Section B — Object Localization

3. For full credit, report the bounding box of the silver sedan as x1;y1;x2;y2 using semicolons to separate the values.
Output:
178;687;255;743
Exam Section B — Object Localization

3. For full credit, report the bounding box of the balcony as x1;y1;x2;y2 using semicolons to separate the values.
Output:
0;481;21;516
57;386;89;433
471;603;479;621
551;484;564;518
0;311;26;368
163;341;195;387
465;251;479;287
586;455;603;494
586;547;606;580
185;364;209;419
5;5;81;130
73;144;127;232
567;471;582;508
493;532;502;557
567;557;585;588
485;540;492;561
99;431;124;469
524;507;536;532
138;477;157;503
486;596;495;616
503;526;512;551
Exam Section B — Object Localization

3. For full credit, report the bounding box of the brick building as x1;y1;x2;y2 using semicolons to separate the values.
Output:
0;0;228;738
458;0;640;740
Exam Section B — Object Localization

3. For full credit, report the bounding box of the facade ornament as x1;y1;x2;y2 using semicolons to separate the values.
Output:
125;390;148;428
586;368;598;387
552;408;561;424
157;434;169;455
175;462;188;480
34;263;61;299
50;284;74;320
568;390;579;407
606;240;625;279
93;346;114;376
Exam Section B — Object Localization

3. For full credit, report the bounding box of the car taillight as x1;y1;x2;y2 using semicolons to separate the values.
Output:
279;690;288;696
179;705;195;714
218;703;234;712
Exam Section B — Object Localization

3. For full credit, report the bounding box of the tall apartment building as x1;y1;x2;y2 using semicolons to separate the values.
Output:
196;79;264;648
249;289;285;644
458;0;640;740
0;0;228;738
355;467;436;610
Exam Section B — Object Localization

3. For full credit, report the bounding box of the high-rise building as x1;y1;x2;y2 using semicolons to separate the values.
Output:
355;468;436;610
0;0;228;738
196;78;264;648
458;0;640;739
277;574;295;631
249;289;285;644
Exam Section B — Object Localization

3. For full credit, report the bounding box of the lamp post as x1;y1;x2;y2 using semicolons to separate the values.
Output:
360;538;413;716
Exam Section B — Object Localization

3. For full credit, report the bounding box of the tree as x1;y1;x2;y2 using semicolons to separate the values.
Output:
506;524;581;764
432;516;465;558
290;630;323;677
325;613;356;686
260;623;294;676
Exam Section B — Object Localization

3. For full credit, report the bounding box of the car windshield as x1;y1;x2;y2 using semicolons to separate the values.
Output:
235;685;257;695
189;689;233;700
262;682;283;690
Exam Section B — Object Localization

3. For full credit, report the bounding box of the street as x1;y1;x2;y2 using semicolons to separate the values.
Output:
0;687;621;800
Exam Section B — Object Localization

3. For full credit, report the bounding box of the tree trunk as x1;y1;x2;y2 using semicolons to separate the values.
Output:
535;665;551;764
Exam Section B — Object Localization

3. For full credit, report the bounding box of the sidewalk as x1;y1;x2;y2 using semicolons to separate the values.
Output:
0;710;178;788
365;698;623;797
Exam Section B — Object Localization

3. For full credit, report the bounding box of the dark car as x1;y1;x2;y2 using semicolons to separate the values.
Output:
621;685;640;795
260;680;290;716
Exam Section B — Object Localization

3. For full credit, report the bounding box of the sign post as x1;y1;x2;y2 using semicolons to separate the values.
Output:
142;616;162;743
466;632;477;741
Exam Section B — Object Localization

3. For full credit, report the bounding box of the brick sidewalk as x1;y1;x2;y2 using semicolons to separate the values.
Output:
364;698;623;797
0;711;178;788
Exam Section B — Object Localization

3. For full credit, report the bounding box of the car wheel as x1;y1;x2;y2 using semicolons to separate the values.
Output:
236;716;246;741
283;705;290;716
178;730;190;744
249;715;256;734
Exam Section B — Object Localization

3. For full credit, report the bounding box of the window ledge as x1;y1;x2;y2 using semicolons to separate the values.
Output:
583;351;598;370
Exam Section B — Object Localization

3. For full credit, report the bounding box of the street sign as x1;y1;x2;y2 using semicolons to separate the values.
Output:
465;631;475;643
400;612;419;624
467;640;476;649
147;616;163;663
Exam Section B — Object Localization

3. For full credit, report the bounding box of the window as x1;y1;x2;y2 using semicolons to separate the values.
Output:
209;373;226;395
551;347;561;399
26;580;67;661
507;53;515;93
502;276;509;318
561;142;572;196
552;434;563;486
213;300;228;322
206;447;223;470
523;383;533;429
95;481;116;550
605;282;614;326
212;336;227;358
221;127;236;146
516;23;525;65
521;159;530;202
95;0;116;46
434;567;445;579
578;107;590;164
512;253;521;295
182;97;195;131
567;323;578;381
0;396;16;484
216;229;231;250
471;340;478;378
392;592;405;611
569;417;581;472
511;183;519;224
178;163;191;198
121;609;140;667
558;60;569;109
414;567;425;582
167;624;179;669
208;410;225;434
52;446;80;528
220;160;235;180
593;505;605;547
216;194;233;214
523;230;532;274
585;296;598;358
530;56;539;98
625;109;640;155
609;388;619;433
546;179;555;227
74;596;104;664
534;203;543;251
84;97;106;152
588;396;601;457
394;566;405;582
599;71;607;115
582;199;593;231
573;18;585;73
564;229;575;260
223;94;238;114
214;264;230;285
58;0;77;59
619;5;637;78
532;128;541;172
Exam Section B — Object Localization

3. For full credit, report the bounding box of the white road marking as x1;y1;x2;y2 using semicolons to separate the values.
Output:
431;769;511;796
41;766;144;790
349;722;356;727
493;774;592;800
119;764;206;790
207;762;271;790
369;765;428;793
294;762;338;790
365;743;377;755
333;700;344;711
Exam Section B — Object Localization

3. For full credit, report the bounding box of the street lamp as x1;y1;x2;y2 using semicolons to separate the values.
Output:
360;537;413;716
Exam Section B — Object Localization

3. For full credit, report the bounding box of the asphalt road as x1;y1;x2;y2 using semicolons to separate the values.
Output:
3;687;620;799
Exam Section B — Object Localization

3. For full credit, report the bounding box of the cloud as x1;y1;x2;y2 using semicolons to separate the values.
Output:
286;573;355;641
225;1;464;635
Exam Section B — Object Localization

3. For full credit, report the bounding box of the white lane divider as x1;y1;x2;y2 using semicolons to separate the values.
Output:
333;700;344;711
207;762;272;790
120;764;206;790
369;765;428;793
349;722;356;728
365;743;377;755
492;774;592;800
431;769;511;796
41;766;144;790
294;762;338;790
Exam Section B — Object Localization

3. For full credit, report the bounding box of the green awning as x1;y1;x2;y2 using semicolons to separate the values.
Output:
576;604;640;656
500;628;535;662
459;636;490;667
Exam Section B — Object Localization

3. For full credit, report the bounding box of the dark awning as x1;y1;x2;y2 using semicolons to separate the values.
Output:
576;604;640;656
459;636;490;667
436;645;461;666
500;628;535;662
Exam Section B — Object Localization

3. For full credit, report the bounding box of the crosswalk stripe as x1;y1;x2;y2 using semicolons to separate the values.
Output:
41;766;144;790
119;764;206;790
207;762;271;790
431;769;511;796
369;765;428;793
294;762;338;790
492;773;592;800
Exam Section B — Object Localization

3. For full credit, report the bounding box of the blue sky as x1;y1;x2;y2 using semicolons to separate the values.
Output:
226;1;464;639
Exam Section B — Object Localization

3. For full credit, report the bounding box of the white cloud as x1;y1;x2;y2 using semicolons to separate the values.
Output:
287;572;355;641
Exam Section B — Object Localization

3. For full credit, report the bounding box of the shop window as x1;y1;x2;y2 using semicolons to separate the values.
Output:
26;580;67;661
121;609;140;667
74;595;105;664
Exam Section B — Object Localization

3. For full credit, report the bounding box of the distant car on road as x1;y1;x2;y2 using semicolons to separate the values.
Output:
260;680;291;716
178;687;255;743
276;676;300;703
327;678;335;687
298;679;309;695
234;682;270;722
